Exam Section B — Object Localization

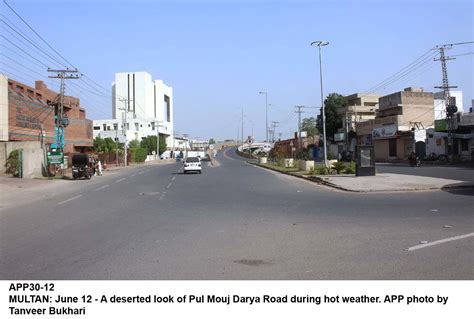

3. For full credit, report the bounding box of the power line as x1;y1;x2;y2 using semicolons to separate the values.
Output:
3;0;77;69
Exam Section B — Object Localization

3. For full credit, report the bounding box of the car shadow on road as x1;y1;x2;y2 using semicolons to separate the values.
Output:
441;183;474;196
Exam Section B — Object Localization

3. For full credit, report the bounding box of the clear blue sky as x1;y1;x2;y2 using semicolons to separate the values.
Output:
2;0;472;141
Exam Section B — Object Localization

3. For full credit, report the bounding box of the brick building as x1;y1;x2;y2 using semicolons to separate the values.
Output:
356;87;434;161
1;75;93;154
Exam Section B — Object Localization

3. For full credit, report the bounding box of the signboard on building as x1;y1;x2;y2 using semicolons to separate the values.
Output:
434;119;447;132
372;124;397;140
334;132;345;142
47;151;64;164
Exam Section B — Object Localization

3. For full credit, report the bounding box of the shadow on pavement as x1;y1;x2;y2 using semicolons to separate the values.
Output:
441;183;474;196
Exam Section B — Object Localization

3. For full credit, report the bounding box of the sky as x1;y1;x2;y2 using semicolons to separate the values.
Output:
1;0;472;141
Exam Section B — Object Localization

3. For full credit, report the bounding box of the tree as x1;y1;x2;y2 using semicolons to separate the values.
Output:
208;138;216;144
93;136;106;153
317;93;347;139
104;137;116;153
301;117;319;137
128;139;140;150
139;135;167;155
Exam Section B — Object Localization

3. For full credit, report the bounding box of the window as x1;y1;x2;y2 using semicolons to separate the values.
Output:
113;123;118;130
107;126;111;131
93;126;101;130
16;85;24;90
135;123;139;131
164;95;171;122
151;122;155;130
388;139;397;157
126;123;129;130
103;124;106;131
36;93;42;98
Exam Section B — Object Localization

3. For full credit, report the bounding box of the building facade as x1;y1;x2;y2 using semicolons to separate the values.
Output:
356;87;434;161
0;74;93;154
334;93;380;153
94;71;173;147
426;92;473;161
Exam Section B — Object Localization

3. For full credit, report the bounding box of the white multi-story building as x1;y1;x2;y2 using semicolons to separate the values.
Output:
93;71;174;146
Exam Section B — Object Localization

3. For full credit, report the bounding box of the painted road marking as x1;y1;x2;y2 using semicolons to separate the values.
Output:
166;181;173;189
159;192;166;201
115;178;126;183
57;194;83;206
95;185;109;191
172;176;176;181
407;232;474;251
138;171;144;175
131;174;136;177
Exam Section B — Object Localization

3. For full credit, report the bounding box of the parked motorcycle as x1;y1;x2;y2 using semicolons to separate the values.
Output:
408;152;421;167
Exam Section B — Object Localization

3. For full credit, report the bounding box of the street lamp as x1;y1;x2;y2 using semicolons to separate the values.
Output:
259;91;268;142
311;40;329;167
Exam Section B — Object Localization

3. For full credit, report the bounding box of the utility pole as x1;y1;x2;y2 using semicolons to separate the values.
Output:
118;98;132;166
434;45;457;160
295;106;317;150
295;106;305;150
241;108;244;151
115;127;119;166
47;68;80;175
183;134;189;158
271;121;279;143
259;91;269;142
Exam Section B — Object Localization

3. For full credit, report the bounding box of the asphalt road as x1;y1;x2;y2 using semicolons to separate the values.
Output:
1;150;473;279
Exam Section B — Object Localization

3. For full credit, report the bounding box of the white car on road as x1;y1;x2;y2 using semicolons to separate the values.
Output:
183;157;202;174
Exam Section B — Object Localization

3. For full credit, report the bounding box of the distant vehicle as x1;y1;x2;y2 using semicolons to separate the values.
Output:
160;151;171;159
183;157;202;174
71;154;94;179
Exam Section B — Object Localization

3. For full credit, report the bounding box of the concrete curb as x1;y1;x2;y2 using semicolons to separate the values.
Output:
248;161;474;193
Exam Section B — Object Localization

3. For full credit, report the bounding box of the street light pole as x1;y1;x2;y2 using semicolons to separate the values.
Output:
311;40;329;167
259;91;268;142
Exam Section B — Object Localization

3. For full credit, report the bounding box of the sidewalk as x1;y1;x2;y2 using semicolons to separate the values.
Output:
250;161;474;193
310;174;474;192
0;158;175;210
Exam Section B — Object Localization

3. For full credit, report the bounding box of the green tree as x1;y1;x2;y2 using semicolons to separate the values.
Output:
133;148;148;163
301;117;319;137
317;93;347;139
139;135;167;155
104;137;117;153
93;136;107;153
208;138;216;144
128;139;140;150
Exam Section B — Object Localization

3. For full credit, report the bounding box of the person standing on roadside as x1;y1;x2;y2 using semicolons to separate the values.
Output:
97;160;103;176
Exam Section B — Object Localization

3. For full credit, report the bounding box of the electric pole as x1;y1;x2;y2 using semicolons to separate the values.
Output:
47;68;80;175
118;97;132;166
295;106;305;150
295;106;317;150
434;45;457;159
183;134;189;157
434;41;473;161
241;107;244;150
271;121;279;143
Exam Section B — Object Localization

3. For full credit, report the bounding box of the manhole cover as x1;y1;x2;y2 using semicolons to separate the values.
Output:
234;259;269;266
